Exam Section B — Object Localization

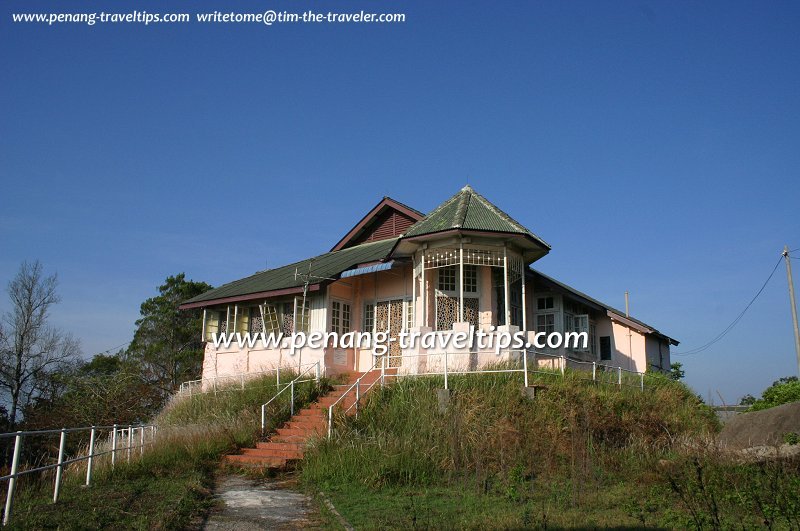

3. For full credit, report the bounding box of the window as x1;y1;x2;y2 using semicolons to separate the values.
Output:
464;265;478;293
589;322;597;357
294;297;310;333
262;304;281;335
405;300;414;330
438;266;456;292
537;297;554;311
536;313;555;335
203;309;226;341
600;336;612;360
573;314;589;350
363;303;375;333
331;301;351;335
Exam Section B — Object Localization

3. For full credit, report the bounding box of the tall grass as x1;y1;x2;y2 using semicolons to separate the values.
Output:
300;370;800;528
7;373;328;528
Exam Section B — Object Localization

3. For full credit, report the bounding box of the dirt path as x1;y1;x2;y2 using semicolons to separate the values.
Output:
202;475;319;530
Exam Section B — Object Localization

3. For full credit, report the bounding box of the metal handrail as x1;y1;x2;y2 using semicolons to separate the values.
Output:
260;361;321;435
327;355;385;437
178;362;321;396
372;349;654;392
0;423;157;526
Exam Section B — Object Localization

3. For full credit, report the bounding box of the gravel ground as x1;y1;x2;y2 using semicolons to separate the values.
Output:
202;475;321;530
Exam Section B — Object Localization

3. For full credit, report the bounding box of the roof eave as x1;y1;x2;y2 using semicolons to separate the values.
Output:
179;283;322;310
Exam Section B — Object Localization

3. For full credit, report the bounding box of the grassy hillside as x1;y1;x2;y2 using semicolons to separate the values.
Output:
302;371;800;529
9;374;326;529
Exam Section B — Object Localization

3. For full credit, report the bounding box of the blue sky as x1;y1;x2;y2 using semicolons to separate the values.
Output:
1;0;798;402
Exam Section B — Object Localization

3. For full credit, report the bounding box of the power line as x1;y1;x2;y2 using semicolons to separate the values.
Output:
674;255;783;356
92;341;131;357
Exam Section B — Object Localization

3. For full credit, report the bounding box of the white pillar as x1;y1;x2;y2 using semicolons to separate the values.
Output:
411;259;417;327
521;266;527;331
459;242;464;322
421;251;426;328
503;246;511;327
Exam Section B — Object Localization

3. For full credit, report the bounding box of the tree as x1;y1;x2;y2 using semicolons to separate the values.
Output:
748;376;800;411
22;351;161;430
669;362;685;381
127;274;211;399
0;261;80;425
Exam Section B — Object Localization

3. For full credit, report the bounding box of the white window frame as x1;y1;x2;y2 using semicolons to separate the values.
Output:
330;299;352;336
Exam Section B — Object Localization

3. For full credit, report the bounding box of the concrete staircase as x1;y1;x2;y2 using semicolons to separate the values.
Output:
225;368;391;468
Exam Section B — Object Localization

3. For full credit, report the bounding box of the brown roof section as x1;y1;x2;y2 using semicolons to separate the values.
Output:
331;196;424;251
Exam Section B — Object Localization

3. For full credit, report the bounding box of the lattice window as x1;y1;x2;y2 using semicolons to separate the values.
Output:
248;307;263;334
405;300;414;330
281;302;294;335
218;310;228;335
436;295;478;330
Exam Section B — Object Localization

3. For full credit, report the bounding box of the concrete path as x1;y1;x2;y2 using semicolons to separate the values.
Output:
203;475;318;530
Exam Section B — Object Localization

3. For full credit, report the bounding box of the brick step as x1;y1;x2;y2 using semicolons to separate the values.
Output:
271;434;308;443
285;420;326;431
289;414;325;423
296;409;326;418
225;454;287;467
256;441;304;451
276;427;323;437
241;447;303;459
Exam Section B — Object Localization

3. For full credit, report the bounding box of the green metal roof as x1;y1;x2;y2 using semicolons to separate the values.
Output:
404;185;551;248
181;238;398;307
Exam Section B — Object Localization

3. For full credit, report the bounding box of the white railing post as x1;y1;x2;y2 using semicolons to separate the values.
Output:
261;404;266;437
640;372;645;392
523;349;529;388
111;424;117;468
139;425;145;457
53;428;67;503
315;361;320;383
3;432;22;526
444;351;449;390
327;406;333;438
381;355;385;387
355;380;360;417
127;425;132;463
592;362;596;382
86;426;96;486
290;380;295;417
618;367;622;387
150;425;156;447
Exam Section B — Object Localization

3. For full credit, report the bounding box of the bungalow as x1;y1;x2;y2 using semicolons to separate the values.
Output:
179;186;677;384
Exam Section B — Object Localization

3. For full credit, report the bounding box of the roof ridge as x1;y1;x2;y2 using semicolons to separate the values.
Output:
453;186;471;228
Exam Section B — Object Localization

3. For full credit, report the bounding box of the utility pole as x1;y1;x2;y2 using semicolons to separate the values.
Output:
783;246;800;376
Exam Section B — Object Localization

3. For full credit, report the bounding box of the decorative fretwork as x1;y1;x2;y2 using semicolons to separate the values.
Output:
218;311;228;335
388;300;403;366
281;302;294;335
436;295;479;331
248;308;264;334
422;247;521;271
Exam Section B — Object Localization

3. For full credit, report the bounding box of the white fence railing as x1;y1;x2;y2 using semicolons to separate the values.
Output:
260;362;321;436
326;349;664;436
0;423;157;526
177;362;321;397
